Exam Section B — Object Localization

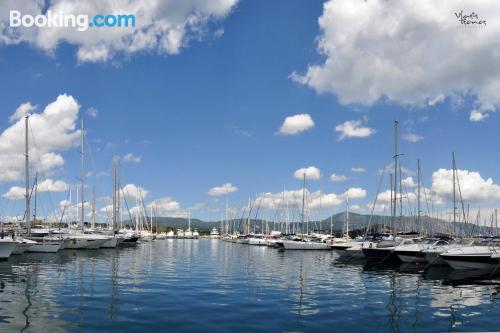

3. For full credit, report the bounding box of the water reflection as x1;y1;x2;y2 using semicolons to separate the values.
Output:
0;242;499;332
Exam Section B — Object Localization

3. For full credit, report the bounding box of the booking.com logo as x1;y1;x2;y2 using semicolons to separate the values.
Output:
10;10;136;31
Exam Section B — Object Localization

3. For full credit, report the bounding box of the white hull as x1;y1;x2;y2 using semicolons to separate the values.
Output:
248;238;267;246
282;240;330;250
64;237;108;249
27;242;63;253
12;242;32;255
0;240;16;259
424;251;447;265
397;253;424;263
100;237;119;248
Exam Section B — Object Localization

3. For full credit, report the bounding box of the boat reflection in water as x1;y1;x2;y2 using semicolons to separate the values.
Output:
0;241;500;332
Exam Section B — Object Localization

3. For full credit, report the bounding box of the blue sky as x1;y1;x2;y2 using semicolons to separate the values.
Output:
0;0;499;223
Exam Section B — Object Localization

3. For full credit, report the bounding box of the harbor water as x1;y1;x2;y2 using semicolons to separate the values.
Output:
1;239;500;332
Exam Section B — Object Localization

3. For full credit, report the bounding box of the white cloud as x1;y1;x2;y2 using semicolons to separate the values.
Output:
293;166;321;180
292;0;500;119
335;119;375;140
0;0;238;63
402;177;417;188
351;167;366;173
402;133;423;142
148;197;182;216
430;168;500;204
342;187;366;200
10;102;36;123
330;173;348;182
207;183;238;196
278;114;315;136
0;94;80;183
470;110;489;122
122;183;149;199
123;153;141;163
3;178;69;200
86;107;98;118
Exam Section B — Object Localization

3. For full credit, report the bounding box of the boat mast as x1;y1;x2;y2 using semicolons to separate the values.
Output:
452;152;457;226
345;190;350;239
417;159;421;228
302;173;306;235
92;186;96;229
25;115;30;236
33;174;38;223
80;119;85;232
392;121;399;235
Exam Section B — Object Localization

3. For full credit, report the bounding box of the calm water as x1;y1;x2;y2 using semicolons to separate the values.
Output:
1;240;500;332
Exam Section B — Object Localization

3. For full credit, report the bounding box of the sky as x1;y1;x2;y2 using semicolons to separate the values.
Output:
0;0;500;224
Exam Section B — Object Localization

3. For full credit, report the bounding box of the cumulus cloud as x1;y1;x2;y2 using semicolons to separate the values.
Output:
10;102;36;123
278;114;315;135
254;187;366;212
293;166;321;180
403;133;423;142
430;168;500;204
292;0;500;120
335;119;375;140
330;173;348;182
3;178;69;200
470;110;489;122
148;197;182;216
352;167;366;173
0;94;81;183
208;183;238;196
123;153;141;163
122;183;149;199
0;0;238;63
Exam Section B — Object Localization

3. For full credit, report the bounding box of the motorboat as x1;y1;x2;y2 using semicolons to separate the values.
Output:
440;238;500;270
282;237;331;250
248;234;267;246
210;227;220;239
394;237;450;263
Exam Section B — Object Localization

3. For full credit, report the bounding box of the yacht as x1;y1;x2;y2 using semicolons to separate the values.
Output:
282;237;331;250
26;237;64;253
0;237;17;260
166;230;175;238
12;236;36;254
362;238;418;264
156;232;167;240
440;238;500;270
248;234;267;246
394;237;450;263
192;230;200;239
177;229;185;238
422;238;476;265
210;227;220;239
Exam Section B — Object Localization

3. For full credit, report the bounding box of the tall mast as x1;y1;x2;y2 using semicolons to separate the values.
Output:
302;173;306;233
33;174;38;222
92;186;96;229
392;121;399;235
80;118;85;231
25;115;30;236
452;152;457;225
417;159;421;226
345;190;350;239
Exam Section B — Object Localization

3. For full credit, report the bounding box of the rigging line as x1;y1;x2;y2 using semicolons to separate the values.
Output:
364;157;390;240
28;122;59;223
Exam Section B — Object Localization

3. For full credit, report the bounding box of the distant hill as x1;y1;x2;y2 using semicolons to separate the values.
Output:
133;212;483;236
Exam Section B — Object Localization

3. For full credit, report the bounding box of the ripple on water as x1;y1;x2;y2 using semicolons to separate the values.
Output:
0;241;500;332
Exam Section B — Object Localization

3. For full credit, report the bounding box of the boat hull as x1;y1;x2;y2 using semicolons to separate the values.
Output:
441;254;497;270
362;248;401;264
27;242;63;253
0;240;17;260
283;241;330;250
394;250;427;263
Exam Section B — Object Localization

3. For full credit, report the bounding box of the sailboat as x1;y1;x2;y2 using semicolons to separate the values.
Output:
282;174;331;250
184;209;193;239
361;121;417;263
20;115;64;253
0;233;17;260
